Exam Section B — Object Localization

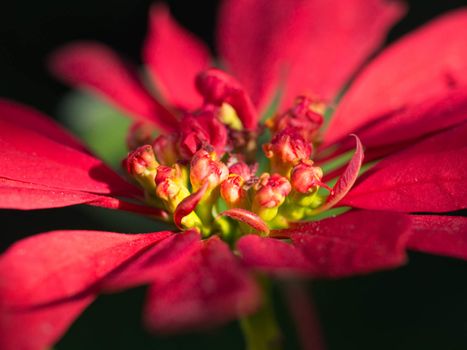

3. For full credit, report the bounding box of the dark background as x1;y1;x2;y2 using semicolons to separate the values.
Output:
1;0;467;349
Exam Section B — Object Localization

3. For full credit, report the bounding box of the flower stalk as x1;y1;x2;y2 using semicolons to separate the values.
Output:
240;280;282;350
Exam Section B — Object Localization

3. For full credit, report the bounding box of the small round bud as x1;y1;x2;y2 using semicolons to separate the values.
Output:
190;149;229;192
290;160;324;194
228;161;255;181
220;174;246;207
253;173;291;209
263;129;312;175
126;145;158;176
125;145;159;192
155;164;190;211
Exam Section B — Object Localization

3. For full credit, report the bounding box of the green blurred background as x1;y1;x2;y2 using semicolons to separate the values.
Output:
1;0;467;349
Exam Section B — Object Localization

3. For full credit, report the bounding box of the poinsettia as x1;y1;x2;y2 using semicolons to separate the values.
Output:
1;1;467;349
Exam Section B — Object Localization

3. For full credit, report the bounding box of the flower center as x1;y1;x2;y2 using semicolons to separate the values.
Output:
124;70;333;240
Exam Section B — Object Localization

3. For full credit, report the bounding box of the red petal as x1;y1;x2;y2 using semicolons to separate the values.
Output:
0;178;105;210
0;178;163;217
408;215;467;260
314;135;363;214
0;230;173;309
49;42;178;131
239;210;411;278
325;9;467;147
350;90;467;161
0;117;136;196
101;230;201;291
342;123;467;212
144;236;260;332
0;99;88;153
237;235;313;276
88;196;169;218
218;0;404;111
217;208;270;235
0;295;94;350
143;4;211;109
0;230;175;350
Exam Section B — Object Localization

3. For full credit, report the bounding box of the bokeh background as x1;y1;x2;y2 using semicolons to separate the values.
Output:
1;0;467;349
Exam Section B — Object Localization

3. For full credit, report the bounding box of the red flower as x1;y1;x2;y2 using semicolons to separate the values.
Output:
1;1;467;349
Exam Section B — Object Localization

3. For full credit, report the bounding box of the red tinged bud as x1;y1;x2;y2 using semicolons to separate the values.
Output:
126;145;158;177
190;149;229;192
154;166;177;202
154;164;190;211
220;174;247;207
153;133;179;165
267;95;324;141
253;173;291;209
263;129;312;175
195;68;257;130
125;145;159;192
126;121;157;150
228;161;256;181
290;160;325;194
178;112;228;159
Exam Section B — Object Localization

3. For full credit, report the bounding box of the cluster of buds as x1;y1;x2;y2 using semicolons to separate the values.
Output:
132;146;328;237
123;69;332;237
123;114;331;237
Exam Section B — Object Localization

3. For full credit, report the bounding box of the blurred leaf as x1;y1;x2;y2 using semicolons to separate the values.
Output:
57;91;131;169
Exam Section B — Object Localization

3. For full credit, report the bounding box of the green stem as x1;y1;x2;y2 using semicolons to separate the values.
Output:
240;280;282;350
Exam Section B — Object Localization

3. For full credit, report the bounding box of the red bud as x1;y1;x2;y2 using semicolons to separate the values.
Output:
190;149;229;192
220;174;246;207
263;129;312;174
290;160;325;193
253;173;291;209
126;145;158;176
